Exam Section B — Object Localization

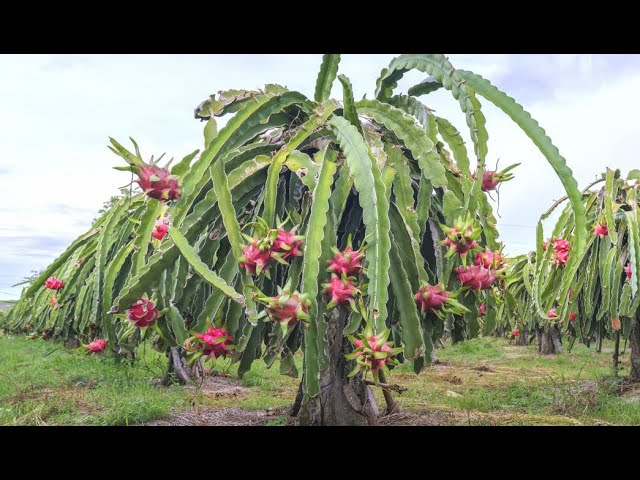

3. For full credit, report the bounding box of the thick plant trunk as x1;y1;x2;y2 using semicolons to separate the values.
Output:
515;330;528;346
539;324;562;355
630;314;640;382
296;307;379;426
163;346;202;385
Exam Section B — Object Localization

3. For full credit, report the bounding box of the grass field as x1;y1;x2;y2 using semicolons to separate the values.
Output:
1;332;639;426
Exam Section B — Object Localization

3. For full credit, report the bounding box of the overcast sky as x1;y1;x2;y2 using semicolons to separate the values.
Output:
1;54;639;300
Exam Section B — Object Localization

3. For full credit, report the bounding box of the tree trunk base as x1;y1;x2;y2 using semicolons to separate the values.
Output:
539;325;562;355
163;347;203;385
629;315;640;382
296;307;381;426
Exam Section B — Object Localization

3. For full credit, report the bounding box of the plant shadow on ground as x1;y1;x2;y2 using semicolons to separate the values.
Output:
1;333;639;425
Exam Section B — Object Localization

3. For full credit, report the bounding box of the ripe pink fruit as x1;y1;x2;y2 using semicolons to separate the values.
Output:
135;163;181;202
351;334;396;373
512;327;520;337
414;284;450;313
151;218;170;241
455;265;499;290
126;295;159;328
322;275;360;309
86;339;107;353
272;228;304;261
478;303;486;316
625;263;632;280
195;326;233;359
256;289;311;327
239;239;273;275
474;248;506;270
548;307;558;319
471;163;518;192
569;312;576;323
440;215;482;258
593;222;608;239
550;238;570;266
327;246;365;277
44;277;64;290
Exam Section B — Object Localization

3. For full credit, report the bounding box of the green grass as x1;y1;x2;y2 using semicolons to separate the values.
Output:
1;333;638;425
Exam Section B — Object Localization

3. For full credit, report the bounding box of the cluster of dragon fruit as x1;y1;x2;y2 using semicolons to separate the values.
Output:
39;155;524;370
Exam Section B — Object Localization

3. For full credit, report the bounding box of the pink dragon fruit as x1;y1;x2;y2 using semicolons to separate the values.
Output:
414;284;449;313
239;239;273;275
134;162;181;202
548;307;558;320
322;274;360;309
550;238;570;266
593;222;608;239
44;277;64;290
327;245;365;277
474;247;507;270
478;302;486;316
414;284;469;318
126;295;159;328
195;326;233;359
569;312;576;323
511;327;521;337
455;265;499;290
254;287;311;328
440;215;482;258
86;338;108;353
271;227;304;261
625;263;632;280
151;217;170;241
471;163;519;192
346;328;402;381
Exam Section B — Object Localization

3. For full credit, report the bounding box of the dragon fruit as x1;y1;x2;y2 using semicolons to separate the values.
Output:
414;284;469;319
593;222;608;239
478;302;486;316
548;307;558;320
195;326;233;359
511;327;520;337
455;265;499;290
414;284;449;313
626;263;632;280
271;227;304;262
440;215;482;258
151;217;170;241
471;163;519;192
86;338;107;353
474;247;506;270
44;277;64;290
345;327;402;381
322;274;360;309
254;286;311;328
327;244;365;277
126;295;159;328
550;238;570;266
569;312;576;323
134;162;181;202
239;239;273;275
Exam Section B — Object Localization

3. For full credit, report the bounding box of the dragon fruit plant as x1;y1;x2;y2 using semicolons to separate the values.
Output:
500;169;640;368
5;53;587;424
